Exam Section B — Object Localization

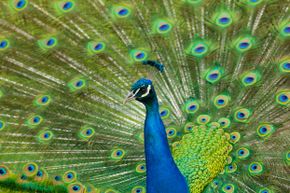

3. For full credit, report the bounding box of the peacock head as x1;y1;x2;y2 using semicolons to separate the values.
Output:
124;78;156;104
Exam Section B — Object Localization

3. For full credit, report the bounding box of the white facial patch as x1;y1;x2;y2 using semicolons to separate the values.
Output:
140;85;151;98
133;88;140;96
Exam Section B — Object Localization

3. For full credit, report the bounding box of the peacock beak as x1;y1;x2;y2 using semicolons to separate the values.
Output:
123;88;140;104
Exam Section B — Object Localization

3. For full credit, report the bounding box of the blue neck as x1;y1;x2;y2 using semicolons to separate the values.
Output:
143;95;188;193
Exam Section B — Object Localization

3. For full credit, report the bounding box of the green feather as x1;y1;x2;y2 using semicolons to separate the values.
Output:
0;0;289;193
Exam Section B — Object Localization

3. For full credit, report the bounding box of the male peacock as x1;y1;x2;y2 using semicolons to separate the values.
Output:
124;78;188;193
0;0;289;193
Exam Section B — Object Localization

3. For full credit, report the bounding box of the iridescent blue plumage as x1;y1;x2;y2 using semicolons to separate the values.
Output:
128;78;189;193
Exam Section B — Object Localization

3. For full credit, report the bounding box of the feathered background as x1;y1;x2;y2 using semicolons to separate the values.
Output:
0;0;289;193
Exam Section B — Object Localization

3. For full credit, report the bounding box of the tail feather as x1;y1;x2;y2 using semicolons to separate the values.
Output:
0;0;290;192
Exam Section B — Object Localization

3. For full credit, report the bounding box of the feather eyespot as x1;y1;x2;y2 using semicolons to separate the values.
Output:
11;0;28;11
193;44;207;55
248;162;264;175
0;165;10;180
68;77;87;92
184;122;195;133
259;188;272;193
47;38;55;46
214;95;230;108
257;123;275;138
79;126;95;140
234;108;251;123
218;118;231;129
278;21;290;38
0;39;9;50
19;174;28;182
63;171;77;183
211;179;220;188
234;36;255;53
239;42;249;49
184;99;199;114
166;127;177;139
152;19;172;34
26;114;43;128
68;182;85;193
38;129;53;143
219;17;230;24
136;163;146;173
156;21;172;34
205;67;224;84
35;168;48;181
113;5;131;18
159;23;170;31
241;71;261;86
118;8;128;16
236;147;250;160
131;186;145;193
0;120;5;130
279;22;290;37
159;107;170;119
130;49;148;62
111;148;125;160
34;95;51;106
63;2;73;10
229;132;240;144
53;175;63;184
222;183;235;193
56;1;75;13
38;37;58;50
275;90;290;105
36;170;43;177
87;41;106;54
284;26;290;33
46;38;57;47
186;39;210;58
197;114;211;125
23;162;38;177
287;151;290;160
282;62;290;72
213;10;233;28
225;163;237;173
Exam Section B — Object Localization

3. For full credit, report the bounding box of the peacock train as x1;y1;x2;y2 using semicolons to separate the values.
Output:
0;0;289;193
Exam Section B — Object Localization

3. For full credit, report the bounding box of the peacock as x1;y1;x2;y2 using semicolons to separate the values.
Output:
0;0;289;193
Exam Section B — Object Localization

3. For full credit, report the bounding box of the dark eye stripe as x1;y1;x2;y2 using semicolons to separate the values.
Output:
140;87;147;91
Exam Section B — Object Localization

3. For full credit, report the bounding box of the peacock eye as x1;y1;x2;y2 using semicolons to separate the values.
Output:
140;87;147;92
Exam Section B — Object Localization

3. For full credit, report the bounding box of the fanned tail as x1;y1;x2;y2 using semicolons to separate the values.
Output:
0;0;289;193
